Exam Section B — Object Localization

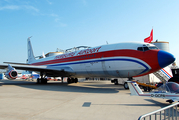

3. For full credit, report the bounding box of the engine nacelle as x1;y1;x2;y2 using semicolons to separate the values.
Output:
5;65;18;80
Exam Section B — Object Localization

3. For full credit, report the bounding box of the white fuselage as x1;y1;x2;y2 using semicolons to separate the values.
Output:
29;42;172;78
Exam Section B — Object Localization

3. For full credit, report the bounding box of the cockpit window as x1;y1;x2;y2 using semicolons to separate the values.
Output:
148;46;158;50
137;46;158;52
166;82;179;93
143;47;149;51
137;47;143;51
137;47;149;51
151;82;179;93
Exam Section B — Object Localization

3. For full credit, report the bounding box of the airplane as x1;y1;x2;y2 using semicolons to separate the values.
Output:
0;37;175;85
20;75;30;80
127;81;179;103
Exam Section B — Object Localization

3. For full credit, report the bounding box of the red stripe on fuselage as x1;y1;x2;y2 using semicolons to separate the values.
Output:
31;49;160;75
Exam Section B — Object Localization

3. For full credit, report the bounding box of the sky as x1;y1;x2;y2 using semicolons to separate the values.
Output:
0;0;179;66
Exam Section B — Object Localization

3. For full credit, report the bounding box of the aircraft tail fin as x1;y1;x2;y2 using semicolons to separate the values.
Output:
127;81;143;96
27;37;36;64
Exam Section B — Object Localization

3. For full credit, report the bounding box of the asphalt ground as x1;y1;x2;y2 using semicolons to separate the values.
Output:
0;79;175;120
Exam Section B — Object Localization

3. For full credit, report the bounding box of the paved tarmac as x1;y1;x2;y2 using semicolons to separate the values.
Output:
0;79;173;120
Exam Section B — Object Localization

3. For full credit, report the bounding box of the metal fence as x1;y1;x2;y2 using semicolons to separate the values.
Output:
138;102;179;120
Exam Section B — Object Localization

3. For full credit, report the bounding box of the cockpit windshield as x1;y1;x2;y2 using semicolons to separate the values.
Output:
137;46;158;52
166;82;179;93
151;82;179;93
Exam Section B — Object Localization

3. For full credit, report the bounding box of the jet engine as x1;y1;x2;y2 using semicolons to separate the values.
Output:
5;65;18;79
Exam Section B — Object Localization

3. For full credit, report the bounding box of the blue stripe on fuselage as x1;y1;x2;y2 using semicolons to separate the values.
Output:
48;58;149;75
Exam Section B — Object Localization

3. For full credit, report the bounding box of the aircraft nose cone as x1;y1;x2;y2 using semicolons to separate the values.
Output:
158;50;175;68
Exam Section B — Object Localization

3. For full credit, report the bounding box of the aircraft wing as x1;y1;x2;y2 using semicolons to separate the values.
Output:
0;64;74;77
3;62;29;65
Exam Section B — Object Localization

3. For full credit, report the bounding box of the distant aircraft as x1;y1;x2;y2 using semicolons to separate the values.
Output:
0;37;175;84
20;75;29;80
128;81;179;103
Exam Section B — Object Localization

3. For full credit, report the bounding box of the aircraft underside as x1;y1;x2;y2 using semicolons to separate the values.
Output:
45;59;150;78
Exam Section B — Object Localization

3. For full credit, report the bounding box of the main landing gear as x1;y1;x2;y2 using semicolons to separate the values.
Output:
67;78;78;84
36;73;47;84
37;78;47;84
36;75;78;84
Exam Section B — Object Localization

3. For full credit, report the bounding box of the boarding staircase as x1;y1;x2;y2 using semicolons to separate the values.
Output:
153;66;172;83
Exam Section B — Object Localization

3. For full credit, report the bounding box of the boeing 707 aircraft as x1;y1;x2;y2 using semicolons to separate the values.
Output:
0;37;175;84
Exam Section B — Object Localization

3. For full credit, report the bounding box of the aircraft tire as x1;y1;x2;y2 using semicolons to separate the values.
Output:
147;87;152;92
42;78;47;84
37;78;40;84
67;78;71;84
39;79;42;84
74;78;78;83
114;79;118;85
37;78;47;84
71;78;75;83
41;78;44;84
124;82;129;89
143;87;147;92
37;78;42;84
